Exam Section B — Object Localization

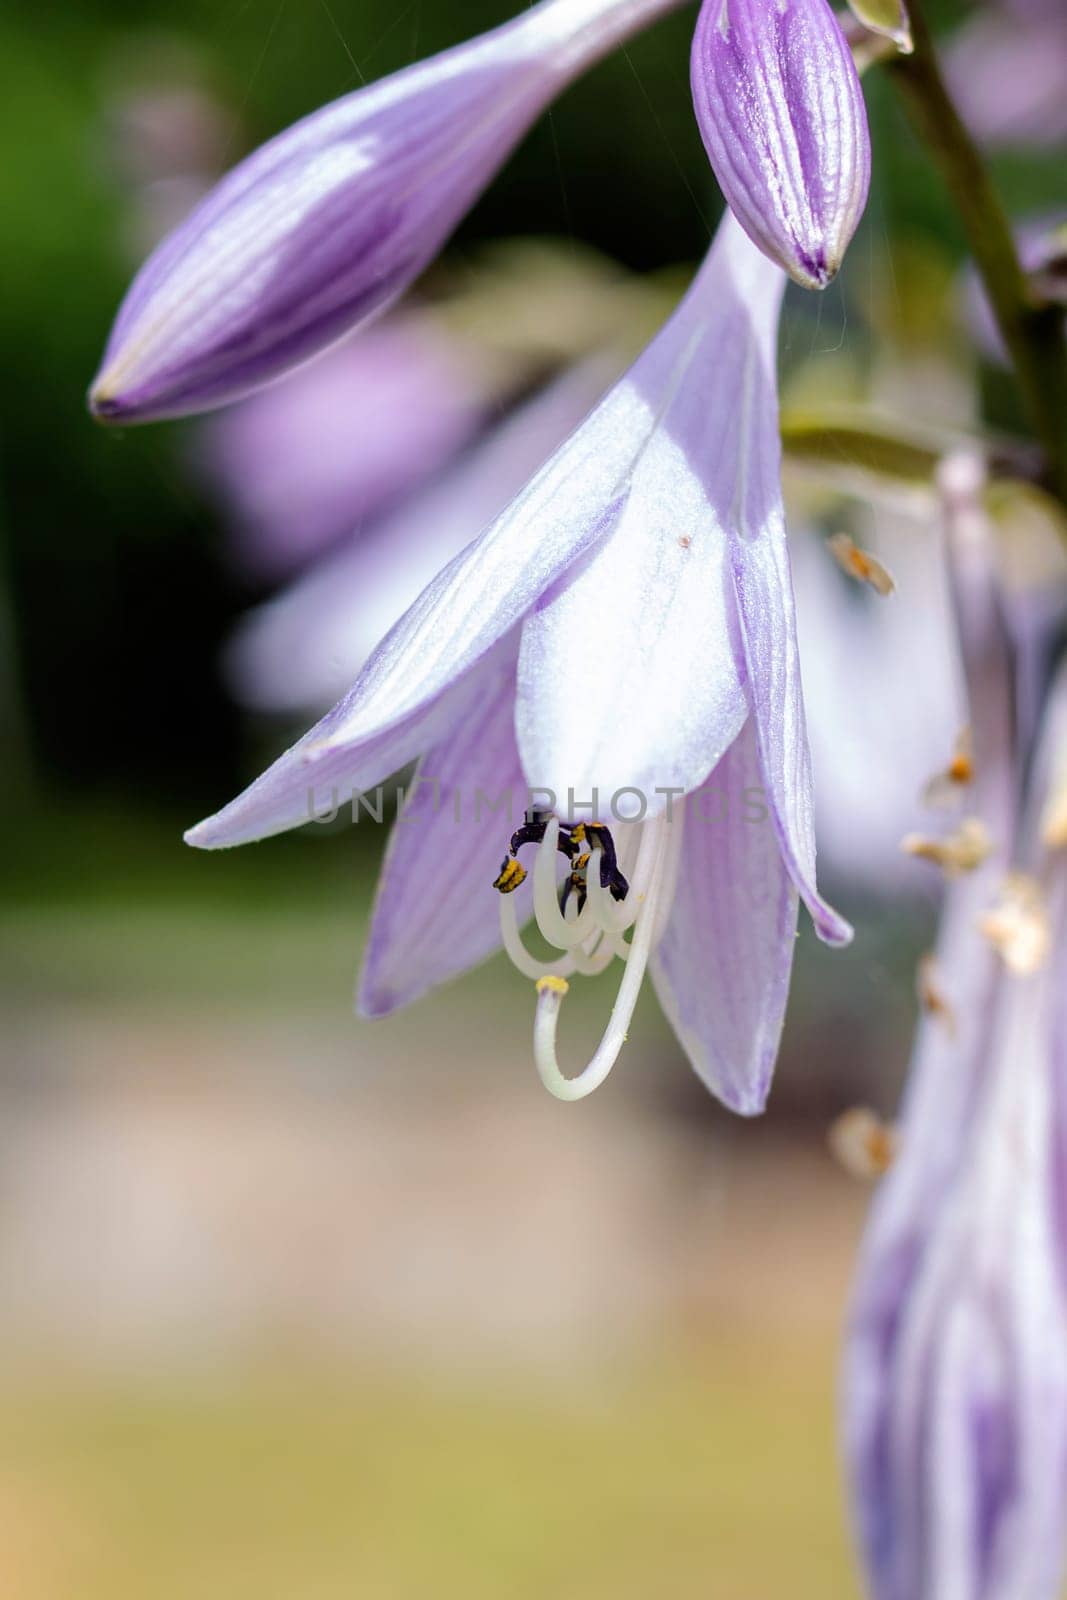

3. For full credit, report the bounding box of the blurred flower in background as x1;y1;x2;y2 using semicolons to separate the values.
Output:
97;39;240;257
945;0;1067;151
845;458;1067;1600
961;213;1067;372
196;316;491;580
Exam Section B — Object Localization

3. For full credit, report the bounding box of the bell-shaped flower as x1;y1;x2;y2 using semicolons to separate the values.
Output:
843;455;1067;1600
186;213;851;1112
88;0;683;423
691;0;871;289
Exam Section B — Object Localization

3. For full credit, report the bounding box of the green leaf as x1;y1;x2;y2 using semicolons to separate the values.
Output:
780;411;943;488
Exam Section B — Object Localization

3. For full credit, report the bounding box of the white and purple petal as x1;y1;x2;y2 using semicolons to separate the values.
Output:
227;361;616;714
358;655;530;1017
516;219;768;812
184;358;637;850
185;645;503;850
691;218;852;943
651;717;798;1115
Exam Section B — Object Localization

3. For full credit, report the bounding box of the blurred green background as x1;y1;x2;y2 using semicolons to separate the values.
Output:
0;1;1063;1595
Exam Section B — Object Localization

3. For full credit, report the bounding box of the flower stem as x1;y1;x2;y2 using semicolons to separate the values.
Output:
887;0;1067;503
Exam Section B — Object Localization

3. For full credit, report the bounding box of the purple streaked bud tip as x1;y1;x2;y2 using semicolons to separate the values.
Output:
87;23;553;425
691;0;872;290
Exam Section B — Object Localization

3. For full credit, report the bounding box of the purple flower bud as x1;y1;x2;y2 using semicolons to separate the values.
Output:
690;0;871;289
89;0;681;424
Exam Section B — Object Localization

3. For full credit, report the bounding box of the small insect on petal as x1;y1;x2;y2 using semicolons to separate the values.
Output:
829;1107;898;1180
978;873;1051;975
901;816;993;876
827;532;896;596
916;952;956;1035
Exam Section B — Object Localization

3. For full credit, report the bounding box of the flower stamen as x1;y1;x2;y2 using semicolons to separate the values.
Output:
901;816;993;876
978;873;1051;975
494;810;683;1102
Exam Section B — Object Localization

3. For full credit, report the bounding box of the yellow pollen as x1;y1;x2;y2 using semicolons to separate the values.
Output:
923;728;975;808
827;532;896;597
536;975;570;997
901;816;992;876
828;1108;898;1181
978;873;1050;975
493;859;527;894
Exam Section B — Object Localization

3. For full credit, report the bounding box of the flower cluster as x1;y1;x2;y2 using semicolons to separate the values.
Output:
89;0;1067;1593
93;0;868;1106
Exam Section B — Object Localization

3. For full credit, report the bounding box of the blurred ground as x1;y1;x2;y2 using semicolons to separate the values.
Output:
0;1342;854;1600
0;855;873;1599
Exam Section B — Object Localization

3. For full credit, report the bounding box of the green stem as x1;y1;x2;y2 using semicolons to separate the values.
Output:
887;0;1067;503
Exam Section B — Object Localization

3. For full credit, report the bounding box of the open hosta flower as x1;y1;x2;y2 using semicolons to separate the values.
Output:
186;213;850;1110
88;0;683;422
844;458;1067;1600
691;0;871;288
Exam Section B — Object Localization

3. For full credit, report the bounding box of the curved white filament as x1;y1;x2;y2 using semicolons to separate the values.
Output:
499;891;575;981
532;816;597;949
533;813;684;1101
